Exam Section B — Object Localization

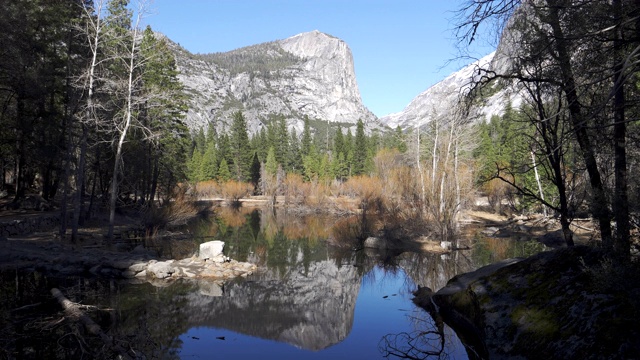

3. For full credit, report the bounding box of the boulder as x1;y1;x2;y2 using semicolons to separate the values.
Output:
414;246;640;360
147;260;175;279
199;240;225;260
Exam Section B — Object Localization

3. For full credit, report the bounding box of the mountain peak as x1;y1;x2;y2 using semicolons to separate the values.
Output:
280;30;344;59
288;30;336;39
172;30;378;134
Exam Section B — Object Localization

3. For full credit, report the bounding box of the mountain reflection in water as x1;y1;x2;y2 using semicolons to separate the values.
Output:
174;208;469;358
1;208;547;359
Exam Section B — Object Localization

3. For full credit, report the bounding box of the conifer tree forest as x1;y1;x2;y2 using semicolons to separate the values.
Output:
0;0;188;240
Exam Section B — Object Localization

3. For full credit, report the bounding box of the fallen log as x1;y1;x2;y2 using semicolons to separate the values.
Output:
50;288;133;360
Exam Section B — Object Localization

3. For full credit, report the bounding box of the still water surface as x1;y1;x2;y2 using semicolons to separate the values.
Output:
1;208;546;359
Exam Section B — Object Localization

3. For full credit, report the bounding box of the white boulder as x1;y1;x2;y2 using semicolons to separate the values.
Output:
199;241;225;260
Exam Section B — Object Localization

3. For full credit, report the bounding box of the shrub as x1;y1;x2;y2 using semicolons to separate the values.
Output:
144;185;200;231
343;175;385;213
195;180;219;199
220;180;252;206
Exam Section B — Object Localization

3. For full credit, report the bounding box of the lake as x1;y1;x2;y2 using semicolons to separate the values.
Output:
0;207;546;359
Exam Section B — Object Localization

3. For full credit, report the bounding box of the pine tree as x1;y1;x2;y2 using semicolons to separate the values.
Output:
249;151;261;194
288;128;303;173
217;133;231;165
254;126;268;162
265;146;278;176
352;119;368;175
200;141;218;180
301;115;312;157
139;25;188;203
194;127;206;155
229;111;252;181
188;147;204;182
275;116;289;168
334;126;345;157
217;158;232;182
333;152;348;182
303;144;320;181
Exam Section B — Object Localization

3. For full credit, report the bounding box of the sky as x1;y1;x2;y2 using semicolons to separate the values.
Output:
144;0;496;118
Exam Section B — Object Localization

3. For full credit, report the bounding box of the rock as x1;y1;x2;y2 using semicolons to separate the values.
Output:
363;237;387;249
175;30;379;135
380;52;522;130
199;241;225;260
481;227;499;236
201;268;224;278
198;281;223;297
147;261;175;279
415;246;640;360
210;254;230;263
128;262;148;273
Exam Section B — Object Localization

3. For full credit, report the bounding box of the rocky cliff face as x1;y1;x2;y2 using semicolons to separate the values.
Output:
380;52;523;130
172;30;378;134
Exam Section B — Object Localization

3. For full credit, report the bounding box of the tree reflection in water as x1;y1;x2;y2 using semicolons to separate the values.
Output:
379;303;452;360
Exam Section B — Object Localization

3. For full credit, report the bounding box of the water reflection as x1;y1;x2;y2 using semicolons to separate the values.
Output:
181;208;365;350
1;208;549;359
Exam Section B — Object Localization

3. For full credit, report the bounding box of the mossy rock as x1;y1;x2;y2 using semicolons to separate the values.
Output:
419;246;640;360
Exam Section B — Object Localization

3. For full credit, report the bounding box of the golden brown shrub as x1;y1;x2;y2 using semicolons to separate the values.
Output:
219;180;252;205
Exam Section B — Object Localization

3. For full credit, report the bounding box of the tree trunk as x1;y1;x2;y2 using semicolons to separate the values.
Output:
530;150;547;218
71;124;87;242
108;23;139;241
50;288;133;360
612;0;630;258
148;157;159;209
416;127;426;213
545;1;613;246
14;97;26;201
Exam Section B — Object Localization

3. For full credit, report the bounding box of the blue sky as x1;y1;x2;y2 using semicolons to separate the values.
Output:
146;0;495;117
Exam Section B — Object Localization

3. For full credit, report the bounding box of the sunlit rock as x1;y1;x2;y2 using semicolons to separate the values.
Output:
171;30;381;135
147;260;176;279
199;240;225;260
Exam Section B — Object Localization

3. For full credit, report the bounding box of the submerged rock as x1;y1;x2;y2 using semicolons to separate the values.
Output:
414;246;640;360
